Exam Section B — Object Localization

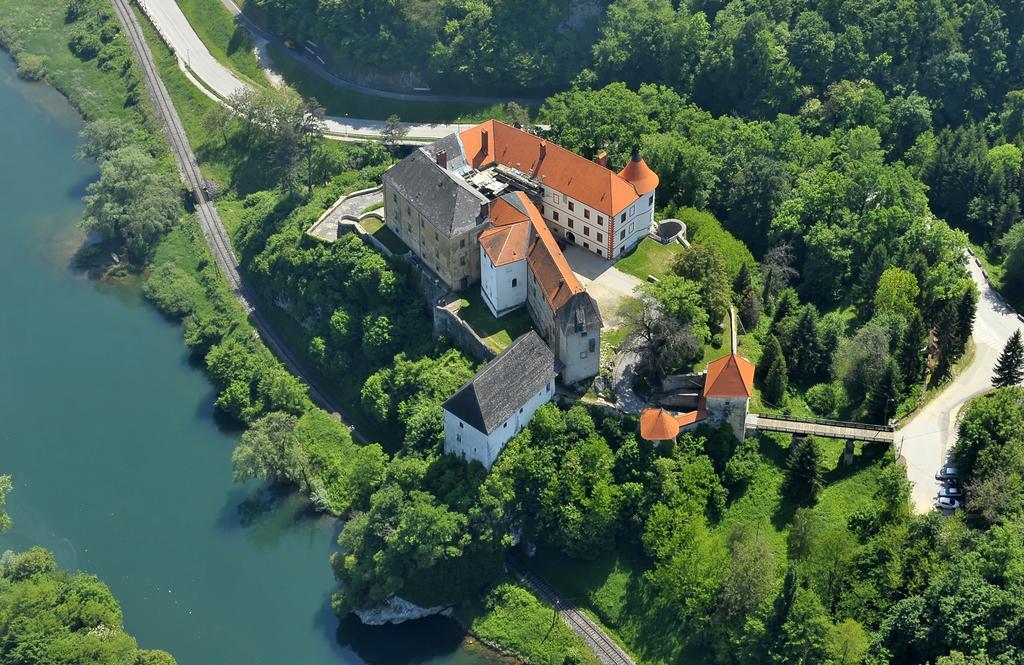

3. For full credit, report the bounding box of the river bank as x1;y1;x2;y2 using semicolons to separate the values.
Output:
0;1;594;663
0;5;526;665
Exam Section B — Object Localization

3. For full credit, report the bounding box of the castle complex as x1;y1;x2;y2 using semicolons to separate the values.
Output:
382;119;661;468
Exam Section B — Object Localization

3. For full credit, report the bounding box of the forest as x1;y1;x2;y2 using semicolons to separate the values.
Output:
17;0;1024;662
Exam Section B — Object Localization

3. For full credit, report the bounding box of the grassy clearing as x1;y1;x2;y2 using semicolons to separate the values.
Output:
614;237;682;281
457;291;534;353
175;0;263;84
455;581;601;665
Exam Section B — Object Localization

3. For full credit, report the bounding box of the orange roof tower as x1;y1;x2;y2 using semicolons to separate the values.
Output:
618;148;660;194
704;354;755;399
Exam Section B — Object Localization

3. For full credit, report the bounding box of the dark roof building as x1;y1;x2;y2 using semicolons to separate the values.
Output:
443;331;556;435
382;148;488;237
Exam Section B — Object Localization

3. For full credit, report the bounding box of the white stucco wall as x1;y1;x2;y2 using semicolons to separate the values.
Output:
443;380;555;468
613;189;655;258
480;248;528;317
537;185;657;259
559;325;600;385
705;396;749;441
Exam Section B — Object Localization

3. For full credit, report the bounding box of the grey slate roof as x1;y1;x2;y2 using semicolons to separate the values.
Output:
382;146;487;237
444;331;556;435
556;291;602;335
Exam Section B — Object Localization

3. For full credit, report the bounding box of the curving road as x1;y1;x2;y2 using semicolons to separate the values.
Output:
137;0;476;140
113;0;368;443
898;255;1023;513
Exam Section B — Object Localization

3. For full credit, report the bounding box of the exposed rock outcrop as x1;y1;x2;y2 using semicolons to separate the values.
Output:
353;596;451;625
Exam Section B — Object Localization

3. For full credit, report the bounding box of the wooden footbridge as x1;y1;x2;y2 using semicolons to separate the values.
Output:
746;413;897;443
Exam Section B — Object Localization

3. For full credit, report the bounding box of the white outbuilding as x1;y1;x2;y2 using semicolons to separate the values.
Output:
442;331;557;469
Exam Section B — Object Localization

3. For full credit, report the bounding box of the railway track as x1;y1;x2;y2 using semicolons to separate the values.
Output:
508;558;636;665
110;0;367;442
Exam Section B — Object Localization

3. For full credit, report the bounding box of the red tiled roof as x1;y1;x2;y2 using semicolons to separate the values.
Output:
640;408;680;441
480;224;529;266
459;120;645;216
618;153;659;194
639;408;707;441
704;354;755;399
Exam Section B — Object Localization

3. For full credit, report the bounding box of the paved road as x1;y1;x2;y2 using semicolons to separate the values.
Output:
898;256;1023;513
217;0;541;107
137;0;474;140
113;0;368;443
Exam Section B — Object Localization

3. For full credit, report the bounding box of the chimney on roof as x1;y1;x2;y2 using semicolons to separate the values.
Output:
482;129;490;155
595;150;608;168
540;140;547;160
436;149;447;169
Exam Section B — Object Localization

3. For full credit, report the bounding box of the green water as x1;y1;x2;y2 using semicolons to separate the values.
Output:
0;54;501;665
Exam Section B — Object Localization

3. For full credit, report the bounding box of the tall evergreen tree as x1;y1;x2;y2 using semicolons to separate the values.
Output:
867;359;903;424
758;334;783;381
765;356;789;406
791;306;823;383
855;245;889;308
900;312;928;387
992;330;1024;387
785;437;822;505
734;262;753;297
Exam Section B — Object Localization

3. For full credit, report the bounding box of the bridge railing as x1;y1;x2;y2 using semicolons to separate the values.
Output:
754;413;895;433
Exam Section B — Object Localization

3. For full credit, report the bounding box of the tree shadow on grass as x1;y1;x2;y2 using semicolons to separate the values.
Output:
822;440;888;486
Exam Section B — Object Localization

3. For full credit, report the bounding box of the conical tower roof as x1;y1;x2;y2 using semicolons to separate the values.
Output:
618;148;659;194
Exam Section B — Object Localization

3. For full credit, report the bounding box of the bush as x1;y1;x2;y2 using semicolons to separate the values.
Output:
143;262;200;318
806;383;838;417
68;27;101;60
15;53;46;81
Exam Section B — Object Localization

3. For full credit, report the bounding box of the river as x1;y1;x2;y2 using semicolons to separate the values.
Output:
0;53;502;665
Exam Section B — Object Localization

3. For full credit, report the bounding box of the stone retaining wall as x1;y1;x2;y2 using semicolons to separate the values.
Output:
433;306;495;363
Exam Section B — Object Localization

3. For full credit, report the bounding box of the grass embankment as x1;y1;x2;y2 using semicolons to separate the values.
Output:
172;0;517;124
615;237;681;281
455;582;602;665
0;0;146;123
526;433;891;665
175;0;264;84
457;290;535;353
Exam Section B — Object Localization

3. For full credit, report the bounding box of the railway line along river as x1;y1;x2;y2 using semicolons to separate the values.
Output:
0;53;500;665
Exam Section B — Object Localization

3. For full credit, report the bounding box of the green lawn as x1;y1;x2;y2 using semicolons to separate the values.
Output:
455;581;601;665
457;291;534;353
175;0;264;84
615;237;682;281
359;217;409;255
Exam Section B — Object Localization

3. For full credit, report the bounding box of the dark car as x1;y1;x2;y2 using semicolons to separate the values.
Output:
935;465;958;481
938;486;964;499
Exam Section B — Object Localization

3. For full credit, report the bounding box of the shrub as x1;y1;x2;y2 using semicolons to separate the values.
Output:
143;262;200;318
806;383;838;417
15;53;46;81
68;28;101;60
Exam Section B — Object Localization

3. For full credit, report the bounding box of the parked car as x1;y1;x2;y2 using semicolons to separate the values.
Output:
938;486;964;499
935;466;958;481
936;497;961;511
